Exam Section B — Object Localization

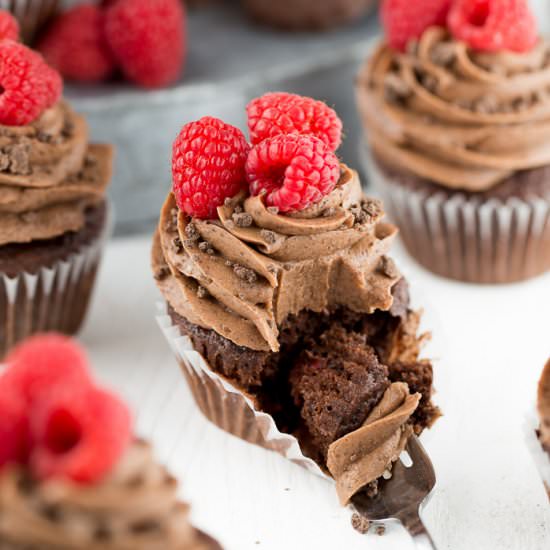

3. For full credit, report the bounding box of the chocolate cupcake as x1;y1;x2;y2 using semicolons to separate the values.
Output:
154;94;439;504
357;2;550;284
1;1;59;43
241;0;378;31
0;334;221;549
0;41;112;358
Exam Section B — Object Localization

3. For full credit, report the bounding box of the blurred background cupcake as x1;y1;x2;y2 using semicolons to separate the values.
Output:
0;16;112;357
357;0;550;284
241;0;378;31
0;0;59;42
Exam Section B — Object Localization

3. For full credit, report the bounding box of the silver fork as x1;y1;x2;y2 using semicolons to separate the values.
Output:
351;435;438;550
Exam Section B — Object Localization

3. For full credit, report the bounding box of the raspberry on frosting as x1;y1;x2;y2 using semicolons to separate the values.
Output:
0;10;19;41
104;0;186;88
30;386;132;484
172;117;251;219
381;0;451;52
0;40;62;126
0;334;132;485
37;4;116;83
246;134;341;213
247;92;343;151
448;0;537;53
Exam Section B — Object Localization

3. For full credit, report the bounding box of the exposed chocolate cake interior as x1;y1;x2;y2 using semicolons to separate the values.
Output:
167;278;439;468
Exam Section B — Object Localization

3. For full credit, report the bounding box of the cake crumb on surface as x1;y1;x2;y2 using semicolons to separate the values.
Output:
351;513;370;534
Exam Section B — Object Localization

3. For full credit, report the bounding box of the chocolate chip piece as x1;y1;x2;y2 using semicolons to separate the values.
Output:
173;237;183;253
233;212;253;227
380;256;399;279
260;229;277;244
185;222;199;241
233;264;257;283
154;266;170;281
351;513;370;535
384;73;411;102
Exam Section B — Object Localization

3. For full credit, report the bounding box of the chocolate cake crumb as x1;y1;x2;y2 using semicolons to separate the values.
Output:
362;198;383;220
384;73;411;102
376;525;386;536
267;206;279;215
172;237;183;253
0;143;31;175
185;222;199;241
380;256;399;279
323;207;336;217
198;241;215;255
233;212;253;227
351;513;370;535
233;264;257;283
260;229;277;244
234;205;243;214
197;285;208;299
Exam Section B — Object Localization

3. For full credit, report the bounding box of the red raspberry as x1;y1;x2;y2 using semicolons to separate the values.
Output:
4;334;92;405
0;41;62;126
37;4;116;83
247;92;343;152
0;382;28;467
448;0;537;53
172;117;250;219
0;10;19;41
104;0;186;88
30;385;132;483
381;0;451;51
246;134;340;213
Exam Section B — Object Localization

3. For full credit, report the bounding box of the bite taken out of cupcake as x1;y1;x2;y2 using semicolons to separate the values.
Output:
0;12;112;358
357;0;550;284
152;92;440;505
0;334;221;549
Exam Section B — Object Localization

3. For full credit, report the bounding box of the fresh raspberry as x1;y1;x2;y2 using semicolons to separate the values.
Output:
172;117;250;219
30;385;132;483
247;92;343;152
0;382;28;467
448;0;537;53
246;134;340;213
104;0;186;88
0;10;19;41
4;334;92;405
0;40;62;126
381;0;451;51
37;4;116;83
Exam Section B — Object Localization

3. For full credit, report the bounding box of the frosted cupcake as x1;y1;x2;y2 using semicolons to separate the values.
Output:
357;0;550;283
0;30;112;357
154;92;440;504
0;334;220;549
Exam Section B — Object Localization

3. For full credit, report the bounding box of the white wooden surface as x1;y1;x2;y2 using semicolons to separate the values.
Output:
79;234;550;550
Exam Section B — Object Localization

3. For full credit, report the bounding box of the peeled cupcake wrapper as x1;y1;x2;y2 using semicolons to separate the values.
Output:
524;410;550;499
363;146;550;284
0;0;59;42
156;301;332;481
0;202;112;359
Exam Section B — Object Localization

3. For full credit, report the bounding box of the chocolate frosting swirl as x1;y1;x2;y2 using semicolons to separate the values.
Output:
538;359;550;452
0;102;112;246
327;382;420;505
0;440;213;549
357;27;550;191
153;166;401;352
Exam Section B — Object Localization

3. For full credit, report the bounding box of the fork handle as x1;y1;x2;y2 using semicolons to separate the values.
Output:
398;508;438;550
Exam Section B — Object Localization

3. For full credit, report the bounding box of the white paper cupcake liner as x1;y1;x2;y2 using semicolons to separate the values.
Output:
0;0;59;42
524;410;550;498
155;301;331;481
362;146;550;284
0;202;112;358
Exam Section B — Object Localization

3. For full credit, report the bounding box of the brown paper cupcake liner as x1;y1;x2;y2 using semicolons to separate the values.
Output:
525;411;550;501
0;203;112;358
156;302;331;480
0;0;59;43
364;150;550;284
241;0;378;30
